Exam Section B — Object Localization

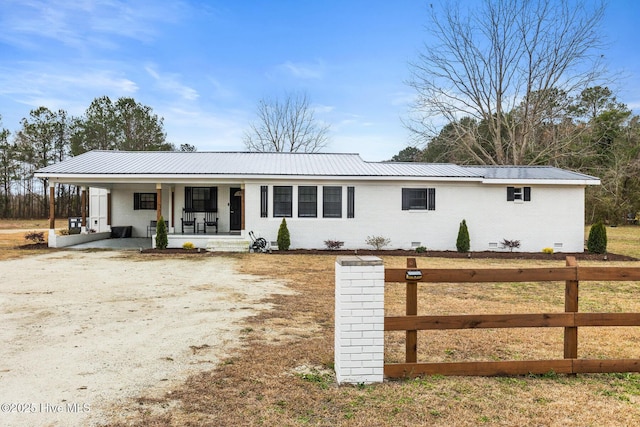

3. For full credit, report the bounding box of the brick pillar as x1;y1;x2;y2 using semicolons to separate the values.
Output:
334;256;385;384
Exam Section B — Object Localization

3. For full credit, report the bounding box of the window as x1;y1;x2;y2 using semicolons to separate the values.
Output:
185;187;217;211
323;186;342;218
260;186;268;218
273;186;292;217
347;186;355;218
298;186;317;217
402;188;435;210
507;186;531;202
133;192;157;210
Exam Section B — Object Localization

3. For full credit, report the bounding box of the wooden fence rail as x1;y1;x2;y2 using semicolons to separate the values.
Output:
384;257;640;378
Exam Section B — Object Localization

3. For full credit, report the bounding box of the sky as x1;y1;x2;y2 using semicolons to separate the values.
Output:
0;0;639;162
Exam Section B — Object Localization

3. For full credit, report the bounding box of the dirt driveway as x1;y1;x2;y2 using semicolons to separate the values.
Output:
0;251;290;427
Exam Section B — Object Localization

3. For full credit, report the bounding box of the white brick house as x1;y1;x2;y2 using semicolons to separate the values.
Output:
36;150;599;252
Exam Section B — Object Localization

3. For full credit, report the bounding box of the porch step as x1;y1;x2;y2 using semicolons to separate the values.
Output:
205;238;251;253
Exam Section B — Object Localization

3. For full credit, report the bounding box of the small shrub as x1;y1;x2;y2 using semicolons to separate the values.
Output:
277;218;290;250
182;241;195;250
500;238;521;252
324;240;344;250
415;246;427;253
365;235;391;250
24;231;45;243
456;219;470;252
542;247;554;254
59;229;70;236
587;221;607;254
155;216;168;249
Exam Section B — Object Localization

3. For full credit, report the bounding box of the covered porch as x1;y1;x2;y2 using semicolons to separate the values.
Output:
45;180;250;251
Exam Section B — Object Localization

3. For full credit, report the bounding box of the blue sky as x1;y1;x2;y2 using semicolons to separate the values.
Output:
0;0;638;162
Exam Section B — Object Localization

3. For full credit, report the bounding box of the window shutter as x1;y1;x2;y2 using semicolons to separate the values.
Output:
133;193;140;210
402;188;409;210
260;186;268;218
427;188;436;210
524;186;531;202
347;186;355;218
507;187;515;201
185;187;193;210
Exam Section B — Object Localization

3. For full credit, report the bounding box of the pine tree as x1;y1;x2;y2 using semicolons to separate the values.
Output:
456;219;470;252
277;218;290;250
156;216;168;250
587;221;607;254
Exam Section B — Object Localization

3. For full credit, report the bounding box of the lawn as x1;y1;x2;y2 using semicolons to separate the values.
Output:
2;221;640;425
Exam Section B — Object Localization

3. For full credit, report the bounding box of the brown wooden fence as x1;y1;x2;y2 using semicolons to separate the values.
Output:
384;257;640;377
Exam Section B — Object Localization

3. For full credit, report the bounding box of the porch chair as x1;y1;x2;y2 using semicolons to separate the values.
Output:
147;220;157;238
203;210;219;234
181;209;196;233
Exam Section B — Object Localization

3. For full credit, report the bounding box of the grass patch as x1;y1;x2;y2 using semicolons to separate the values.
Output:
3;220;640;425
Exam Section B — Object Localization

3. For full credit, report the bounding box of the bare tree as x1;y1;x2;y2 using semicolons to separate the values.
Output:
244;92;330;153
408;0;606;165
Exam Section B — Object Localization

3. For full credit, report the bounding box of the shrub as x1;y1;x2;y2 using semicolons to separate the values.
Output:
587;221;607;254
324;240;344;250
500;239;521;252
542;247;554;254
415;246;427;253
24;231;45;243
277;218;290;250
365;235;391;250
155;216;168;249
182;242;195;250
456;219;470;252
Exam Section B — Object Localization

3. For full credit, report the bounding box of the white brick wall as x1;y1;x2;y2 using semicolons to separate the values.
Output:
334;256;384;384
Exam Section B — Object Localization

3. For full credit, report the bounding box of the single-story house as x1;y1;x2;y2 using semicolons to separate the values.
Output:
35;150;600;252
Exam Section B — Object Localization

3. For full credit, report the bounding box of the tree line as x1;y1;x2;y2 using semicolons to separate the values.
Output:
0;96;175;219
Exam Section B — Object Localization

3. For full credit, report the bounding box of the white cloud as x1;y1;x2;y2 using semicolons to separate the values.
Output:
145;66;199;101
276;60;326;80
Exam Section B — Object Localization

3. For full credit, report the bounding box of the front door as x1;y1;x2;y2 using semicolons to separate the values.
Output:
229;187;242;231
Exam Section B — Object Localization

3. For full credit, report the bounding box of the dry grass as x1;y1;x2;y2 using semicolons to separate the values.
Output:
2;220;640;425
102;228;640;427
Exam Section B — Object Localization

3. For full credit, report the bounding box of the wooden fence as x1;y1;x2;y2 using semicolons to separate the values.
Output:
384;257;640;377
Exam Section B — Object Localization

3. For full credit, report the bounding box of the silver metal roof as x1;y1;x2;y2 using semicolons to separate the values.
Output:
36;151;479;178
464;165;600;181
35;150;599;182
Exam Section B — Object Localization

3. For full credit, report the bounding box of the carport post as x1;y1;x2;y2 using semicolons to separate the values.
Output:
334;256;384;384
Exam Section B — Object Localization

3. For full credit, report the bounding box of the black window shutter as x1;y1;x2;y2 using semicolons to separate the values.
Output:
402;188;409;210
524;187;531;202
133;193;140;210
260;186;268;217
207;187;218;211
185;187;193;210
347;186;355;218
507;187;515;201
427;188;436;210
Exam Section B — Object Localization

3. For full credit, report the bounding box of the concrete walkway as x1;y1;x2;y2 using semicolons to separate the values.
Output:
68;237;152;250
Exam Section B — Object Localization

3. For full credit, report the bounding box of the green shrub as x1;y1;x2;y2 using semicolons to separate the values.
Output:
415;246;427;253
277;218;290;250
156;216;168;249
587;221;607;254
456;219;470;252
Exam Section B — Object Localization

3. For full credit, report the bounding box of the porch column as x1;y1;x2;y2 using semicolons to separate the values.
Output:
156;184;163;221
106;189;112;227
48;182;55;230
171;186;175;230
240;188;245;231
81;186;87;233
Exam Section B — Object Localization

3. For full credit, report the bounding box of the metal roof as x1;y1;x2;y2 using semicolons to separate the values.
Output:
35;150;599;183
464;165;600;182
36;151;479;178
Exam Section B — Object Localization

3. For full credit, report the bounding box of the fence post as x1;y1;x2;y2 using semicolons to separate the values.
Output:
335;256;385;384
564;256;579;364
406;258;418;363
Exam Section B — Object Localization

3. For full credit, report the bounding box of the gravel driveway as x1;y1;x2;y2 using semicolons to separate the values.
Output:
0;251;289;427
